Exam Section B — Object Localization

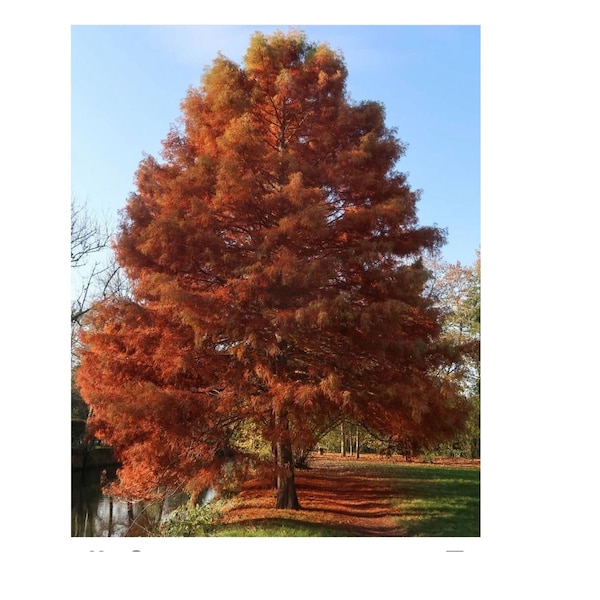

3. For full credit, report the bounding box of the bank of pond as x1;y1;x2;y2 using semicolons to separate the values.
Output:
72;448;205;537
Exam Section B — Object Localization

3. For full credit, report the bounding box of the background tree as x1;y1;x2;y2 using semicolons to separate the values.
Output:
71;198;127;355
424;250;480;457
71;199;129;425
77;30;470;509
72;199;115;323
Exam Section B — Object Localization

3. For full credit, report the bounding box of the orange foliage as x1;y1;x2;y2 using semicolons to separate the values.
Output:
77;30;469;505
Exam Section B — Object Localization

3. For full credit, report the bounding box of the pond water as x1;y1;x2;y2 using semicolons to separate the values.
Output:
71;467;214;537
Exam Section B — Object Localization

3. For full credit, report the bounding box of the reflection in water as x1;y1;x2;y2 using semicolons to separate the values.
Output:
71;467;191;537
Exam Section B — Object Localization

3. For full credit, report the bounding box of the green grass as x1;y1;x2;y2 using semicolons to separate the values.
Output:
387;464;480;536
210;519;359;537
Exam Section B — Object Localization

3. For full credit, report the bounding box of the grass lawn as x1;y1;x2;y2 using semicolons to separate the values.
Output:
385;463;480;536
210;519;359;537
179;456;480;537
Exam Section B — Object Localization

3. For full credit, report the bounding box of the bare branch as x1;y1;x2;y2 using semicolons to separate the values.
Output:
71;198;131;363
71;198;112;268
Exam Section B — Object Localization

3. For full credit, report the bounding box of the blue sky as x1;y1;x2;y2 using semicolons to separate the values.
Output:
71;25;480;267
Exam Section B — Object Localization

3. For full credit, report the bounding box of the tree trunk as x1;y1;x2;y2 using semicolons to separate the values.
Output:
274;410;300;510
108;496;114;537
355;427;360;460
275;438;300;509
189;489;201;507
340;421;346;457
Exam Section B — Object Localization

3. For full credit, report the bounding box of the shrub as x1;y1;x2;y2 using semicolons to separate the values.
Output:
160;501;223;537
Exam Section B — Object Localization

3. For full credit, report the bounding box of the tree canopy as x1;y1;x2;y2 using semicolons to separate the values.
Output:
424;251;480;457
77;30;470;508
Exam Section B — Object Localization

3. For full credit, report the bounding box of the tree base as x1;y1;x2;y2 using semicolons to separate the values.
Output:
275;465;301;510
276;486;301;510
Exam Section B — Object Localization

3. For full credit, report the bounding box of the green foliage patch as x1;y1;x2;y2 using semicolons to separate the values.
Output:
160;501;224;537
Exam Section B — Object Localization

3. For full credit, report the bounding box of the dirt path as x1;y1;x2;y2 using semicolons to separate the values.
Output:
221;454;411;536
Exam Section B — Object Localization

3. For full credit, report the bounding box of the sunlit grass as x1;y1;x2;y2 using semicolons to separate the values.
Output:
211;519;358;537
388;465;480;536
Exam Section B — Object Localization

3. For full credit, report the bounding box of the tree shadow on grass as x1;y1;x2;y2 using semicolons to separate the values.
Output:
220;464;409;536
217;459;479;537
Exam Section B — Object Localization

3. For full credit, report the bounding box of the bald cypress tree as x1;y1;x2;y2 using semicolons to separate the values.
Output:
78;30;469;509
